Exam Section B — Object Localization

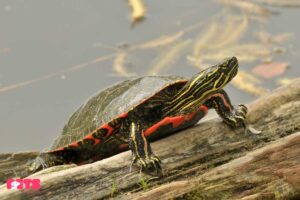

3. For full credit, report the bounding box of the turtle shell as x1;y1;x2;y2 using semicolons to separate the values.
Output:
51;75;187;150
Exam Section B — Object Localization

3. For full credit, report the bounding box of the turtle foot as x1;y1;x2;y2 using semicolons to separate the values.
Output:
131;154;162;174
233;104;248;127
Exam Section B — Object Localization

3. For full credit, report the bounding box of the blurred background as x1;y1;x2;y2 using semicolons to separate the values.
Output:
0;0;299;153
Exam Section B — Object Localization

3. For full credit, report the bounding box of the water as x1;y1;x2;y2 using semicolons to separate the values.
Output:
0;0;299;152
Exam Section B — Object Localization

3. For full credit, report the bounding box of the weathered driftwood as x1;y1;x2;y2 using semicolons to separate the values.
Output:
0;78;299;200
127;132;300;200
0;152;39;184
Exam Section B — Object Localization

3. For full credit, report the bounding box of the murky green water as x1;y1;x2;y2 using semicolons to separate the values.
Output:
0;0;299;152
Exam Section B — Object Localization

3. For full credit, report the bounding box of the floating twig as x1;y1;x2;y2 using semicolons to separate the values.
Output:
128;0;146;27
136;31;184;49
113;52;135;77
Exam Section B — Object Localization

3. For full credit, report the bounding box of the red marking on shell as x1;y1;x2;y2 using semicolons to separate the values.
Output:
102;124;114;136
69;141;79;148
118;113;128;118
85;135;94;140
94;138;101;145
47;147;64;153
84;134;101;145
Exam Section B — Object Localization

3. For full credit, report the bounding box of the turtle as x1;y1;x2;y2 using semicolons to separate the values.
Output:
28;56;249;173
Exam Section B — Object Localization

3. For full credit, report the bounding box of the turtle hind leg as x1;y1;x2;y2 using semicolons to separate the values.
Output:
129;122;161;173
27;151;71;174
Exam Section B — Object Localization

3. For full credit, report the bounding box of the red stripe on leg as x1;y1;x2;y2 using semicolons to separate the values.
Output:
144;106;209;137
210;94;232;111
143;119;166;137
144;116;186;137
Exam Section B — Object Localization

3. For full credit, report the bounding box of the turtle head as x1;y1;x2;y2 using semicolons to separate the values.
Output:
207;56;239;87
184;56;239;96
183;56;239;95
193;56;239;91
164;57;239;115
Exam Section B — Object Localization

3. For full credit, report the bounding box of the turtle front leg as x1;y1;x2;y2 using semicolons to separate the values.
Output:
129;122;161;172
204;89;248;128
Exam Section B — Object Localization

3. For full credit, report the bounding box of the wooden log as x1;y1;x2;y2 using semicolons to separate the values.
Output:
0;152;39;184
127;132;300;200
0;78;299;200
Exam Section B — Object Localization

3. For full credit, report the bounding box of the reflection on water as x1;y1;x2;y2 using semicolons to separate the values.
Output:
0;0;299;152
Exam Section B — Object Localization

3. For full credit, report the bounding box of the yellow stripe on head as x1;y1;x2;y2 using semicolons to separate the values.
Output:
165;57;239;116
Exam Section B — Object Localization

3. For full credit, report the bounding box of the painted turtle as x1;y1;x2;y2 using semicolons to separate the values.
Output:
29;56;248;173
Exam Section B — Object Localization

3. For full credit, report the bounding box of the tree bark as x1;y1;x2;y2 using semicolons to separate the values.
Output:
0;78;299;200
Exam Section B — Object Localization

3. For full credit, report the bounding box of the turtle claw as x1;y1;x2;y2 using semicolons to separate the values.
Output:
226;104;262;135
140;155;162;174
238;104;248;115
230;104;249;128
234;105;261;135
132;155;162;174
236;105;248;119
